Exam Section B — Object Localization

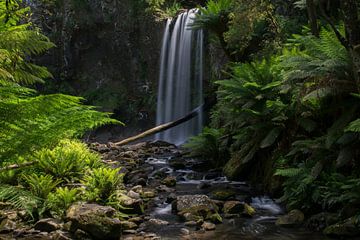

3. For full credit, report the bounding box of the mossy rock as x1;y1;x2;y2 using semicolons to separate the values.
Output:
275;209;304;227
323;218;360;237
211;190;236;201
162;176;177;187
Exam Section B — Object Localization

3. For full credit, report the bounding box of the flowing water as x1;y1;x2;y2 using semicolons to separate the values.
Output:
142;153;328;240
156;9;204;145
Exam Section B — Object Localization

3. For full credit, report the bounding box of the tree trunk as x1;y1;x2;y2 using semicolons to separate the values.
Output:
306;0;319;37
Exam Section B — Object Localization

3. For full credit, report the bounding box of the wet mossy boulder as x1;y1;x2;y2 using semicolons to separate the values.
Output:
323;217;360;237
66;203;122;240
275;209;304;227
173;195;220;223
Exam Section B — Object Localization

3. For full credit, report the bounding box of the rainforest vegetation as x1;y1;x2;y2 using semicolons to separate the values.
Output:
0;0;360;239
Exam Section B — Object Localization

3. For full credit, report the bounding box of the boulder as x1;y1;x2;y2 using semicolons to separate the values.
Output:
173;195;219;223
34;218;61;232
223;201;244;214
173;195;217;213
66;203;122;240
323;217;360;237
275;209;304;227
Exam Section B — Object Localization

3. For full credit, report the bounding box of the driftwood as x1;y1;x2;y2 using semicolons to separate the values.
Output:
115;105;203;146
0;161;38;172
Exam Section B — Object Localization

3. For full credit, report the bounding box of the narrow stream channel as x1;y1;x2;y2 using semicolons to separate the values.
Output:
139;152;327;240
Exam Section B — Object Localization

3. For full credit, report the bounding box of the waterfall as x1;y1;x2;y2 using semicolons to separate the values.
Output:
156;9;204;145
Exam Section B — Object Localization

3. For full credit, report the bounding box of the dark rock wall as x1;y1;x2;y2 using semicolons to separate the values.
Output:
33;0;164;138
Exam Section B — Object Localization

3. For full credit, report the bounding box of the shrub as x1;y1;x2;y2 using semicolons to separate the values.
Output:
35;139;102;182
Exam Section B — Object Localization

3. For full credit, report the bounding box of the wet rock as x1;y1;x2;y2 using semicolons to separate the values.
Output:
181;228;190;235
129;217;143;224
323;217;360;237
121;221;138;230
148;219;169;225
51;230;72;240
223;201;244;214
197;182;211;190
306;212;338;231
275;209;304;227
184;221;198;227
0;219;17;233
123;229;137;234
66;203;122;240
34;218;61;232
168;158;186;170
208;213;223;223
74;229;92;240
183;212;203;222
131;185;143;194
166;193;177;203
224;214;239;219
161;176;176;187
113;191;144;214
242;203;256;217
142;191;155;198
128;190;141;199
136;178;147;186
201;222;216;231
156;185;175;193
210;189;236;201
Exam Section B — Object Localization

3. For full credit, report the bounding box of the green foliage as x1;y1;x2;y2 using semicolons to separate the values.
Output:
184;127;228;167
145;0;181;19
35;139;101;182
83;168;124;203
191;0;232;33
47;187;80;218
22;173;61;199
0;1;121;165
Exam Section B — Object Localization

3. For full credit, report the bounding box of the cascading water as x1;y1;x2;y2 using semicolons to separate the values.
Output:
156;9;204;145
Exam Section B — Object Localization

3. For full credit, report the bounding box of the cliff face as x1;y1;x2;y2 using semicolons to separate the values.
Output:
33;0;164;135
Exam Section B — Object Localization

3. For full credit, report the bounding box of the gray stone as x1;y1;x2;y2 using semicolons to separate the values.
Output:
34;218;61;233
128;190;141;199
66;203;122;240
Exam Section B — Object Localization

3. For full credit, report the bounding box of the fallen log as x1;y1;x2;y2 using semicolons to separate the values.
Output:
115;105;203;146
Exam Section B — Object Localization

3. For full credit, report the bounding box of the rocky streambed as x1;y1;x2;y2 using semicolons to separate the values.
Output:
0;141;347;239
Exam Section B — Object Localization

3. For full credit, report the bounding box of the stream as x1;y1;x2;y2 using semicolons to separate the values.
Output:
133;149;327;240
